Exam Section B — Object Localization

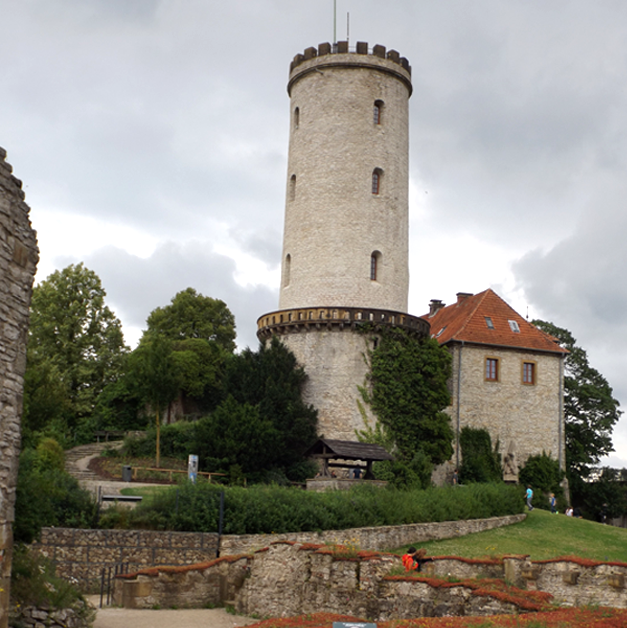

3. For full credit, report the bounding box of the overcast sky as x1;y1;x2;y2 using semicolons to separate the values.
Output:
2;0;625;467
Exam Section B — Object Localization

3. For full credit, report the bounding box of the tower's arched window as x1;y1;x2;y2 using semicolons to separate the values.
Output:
373;100;384;125
294;107;300;129
283;253;291;287
370;251;381;281
371;168;382;195
289;174;296;201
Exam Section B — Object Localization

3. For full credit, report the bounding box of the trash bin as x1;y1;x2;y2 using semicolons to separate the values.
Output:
122;465;132;482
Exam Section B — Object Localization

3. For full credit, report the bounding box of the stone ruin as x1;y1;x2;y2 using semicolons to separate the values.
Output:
0;147;39;628
113;541;626;618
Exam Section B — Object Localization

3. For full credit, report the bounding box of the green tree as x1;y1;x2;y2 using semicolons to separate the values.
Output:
140;288;236;413
459;427;502;484
128;336;179;467
24;263;128;443
145;287;236;352
532;321;621;480
220;337;319;479
363;328;454;466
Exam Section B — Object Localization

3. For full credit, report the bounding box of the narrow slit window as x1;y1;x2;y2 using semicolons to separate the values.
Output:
373;100;383;125
289;174;296;201
283;254;291;287
294;107;299;128
372;169;381;195
370;251;381;281
485;358;499;381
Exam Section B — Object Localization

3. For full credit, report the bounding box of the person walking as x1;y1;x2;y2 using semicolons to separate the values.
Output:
549;493;557;514
525;485;534;511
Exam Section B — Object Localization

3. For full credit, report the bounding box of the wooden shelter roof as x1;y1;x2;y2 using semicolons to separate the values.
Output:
304;439;393;462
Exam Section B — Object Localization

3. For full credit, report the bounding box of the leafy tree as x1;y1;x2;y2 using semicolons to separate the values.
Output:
362;327;454;466
532;321;621;480
145;287;236;352
571;467;627;521
221;337;319;479
459;427;502;484
127;336;179;467
138;288;236;413
24;263;128;442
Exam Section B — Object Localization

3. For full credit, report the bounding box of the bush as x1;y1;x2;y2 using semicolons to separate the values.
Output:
459;427;502;483
518;452;565;512
102;481;524;533
14;447;98;543
10;545;95;624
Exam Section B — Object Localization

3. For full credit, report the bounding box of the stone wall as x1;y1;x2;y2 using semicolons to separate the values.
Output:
0;147;39;628
112;542;626;617
34;528;219;588
35;514;524;587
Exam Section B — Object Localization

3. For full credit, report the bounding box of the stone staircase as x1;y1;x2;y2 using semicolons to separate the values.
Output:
64;441;122;483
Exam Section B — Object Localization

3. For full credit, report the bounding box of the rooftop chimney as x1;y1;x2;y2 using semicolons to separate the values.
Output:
456;292;473;304
429;299;444;316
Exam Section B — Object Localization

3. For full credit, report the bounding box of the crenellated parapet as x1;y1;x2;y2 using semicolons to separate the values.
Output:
290;41;411;74
288;41;412;96
257;306;429;341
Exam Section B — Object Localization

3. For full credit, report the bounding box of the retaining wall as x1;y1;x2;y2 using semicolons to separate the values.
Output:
34;514;525;586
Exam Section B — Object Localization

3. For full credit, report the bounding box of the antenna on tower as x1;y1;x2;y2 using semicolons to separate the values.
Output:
347;12;350;44
333;0;337;44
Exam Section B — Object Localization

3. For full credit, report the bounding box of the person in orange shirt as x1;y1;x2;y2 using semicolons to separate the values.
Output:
402;547;432;572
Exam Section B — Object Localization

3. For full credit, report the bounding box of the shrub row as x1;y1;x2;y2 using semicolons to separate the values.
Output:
100;481;524;534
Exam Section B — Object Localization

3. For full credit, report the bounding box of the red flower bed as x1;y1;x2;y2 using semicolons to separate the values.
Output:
246;607;626;628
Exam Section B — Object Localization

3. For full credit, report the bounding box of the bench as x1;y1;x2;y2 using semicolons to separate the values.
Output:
100;495;143;503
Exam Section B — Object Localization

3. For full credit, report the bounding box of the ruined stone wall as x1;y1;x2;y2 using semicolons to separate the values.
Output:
112;542;627;616
0;147;38;628
36;514;524;586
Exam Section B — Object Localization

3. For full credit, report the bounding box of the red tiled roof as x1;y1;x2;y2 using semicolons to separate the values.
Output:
421;289;568;354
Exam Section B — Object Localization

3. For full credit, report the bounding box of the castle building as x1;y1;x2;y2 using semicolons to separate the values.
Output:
423;290;568;480
257;42;428;440
257;44;566;478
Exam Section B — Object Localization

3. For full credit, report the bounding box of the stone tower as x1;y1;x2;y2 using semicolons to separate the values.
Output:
258;42;428;441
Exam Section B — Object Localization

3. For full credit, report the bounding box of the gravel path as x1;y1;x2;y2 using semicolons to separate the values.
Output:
89;597;260;628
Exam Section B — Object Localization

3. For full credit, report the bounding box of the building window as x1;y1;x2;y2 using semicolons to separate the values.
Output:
485;358;499;381
370;251;381;280
294;107;299;128
523;361;536;385
372;169;382;195
289;174;296;201
485;317;494;329
373;100;383;125
283;254;291;287
508;319;520;333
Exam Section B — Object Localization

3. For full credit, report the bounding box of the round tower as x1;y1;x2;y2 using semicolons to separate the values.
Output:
258;42;429;441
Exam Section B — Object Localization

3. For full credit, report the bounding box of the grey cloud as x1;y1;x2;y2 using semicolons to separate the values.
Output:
83;242;278;350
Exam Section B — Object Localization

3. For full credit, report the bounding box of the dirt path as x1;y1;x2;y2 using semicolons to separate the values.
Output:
89;597;260;628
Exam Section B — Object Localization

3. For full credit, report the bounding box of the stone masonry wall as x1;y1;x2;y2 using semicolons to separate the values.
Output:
0;147;39;628
112;542;626;617
449;344;564;475
36;514;524;586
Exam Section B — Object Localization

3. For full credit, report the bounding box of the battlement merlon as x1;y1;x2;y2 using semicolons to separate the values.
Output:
288;42;412;97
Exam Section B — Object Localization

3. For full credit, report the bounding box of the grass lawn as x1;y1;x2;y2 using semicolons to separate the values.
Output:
394;509;626;562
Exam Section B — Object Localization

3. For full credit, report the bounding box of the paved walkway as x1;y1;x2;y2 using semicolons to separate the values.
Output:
89;597;259;628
